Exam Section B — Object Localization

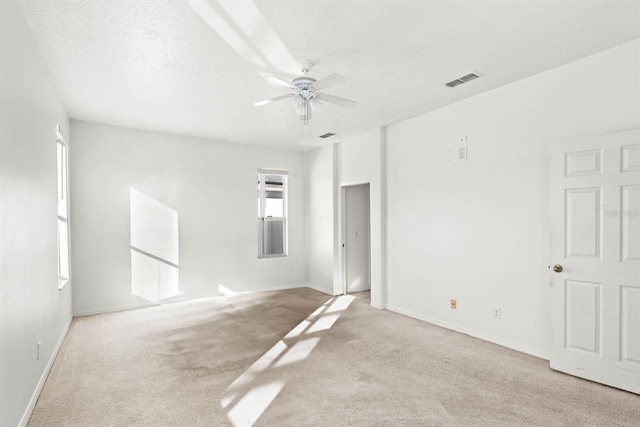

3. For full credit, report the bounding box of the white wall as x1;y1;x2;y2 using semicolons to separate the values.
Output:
0;1;72;426
70;121;306;315
304;129;388;305
338;129;386;307
305;144;335;294
385;39;640;358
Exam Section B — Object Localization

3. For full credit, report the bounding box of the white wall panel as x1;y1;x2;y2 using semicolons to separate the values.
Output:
622;144;640;172
385;40;640;358
130;188;179;265
305;144;335;293
621;286;640;365
565;280;601;354
0;2;72;425
621;185;640;263
565;188;602;259
565;149;602;177
70;122;306;314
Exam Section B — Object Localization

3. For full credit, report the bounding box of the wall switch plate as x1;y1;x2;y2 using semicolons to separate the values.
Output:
450;299;457;309
37;341;41;360
448;135;469;162
493;308;501;320
457;145;468;161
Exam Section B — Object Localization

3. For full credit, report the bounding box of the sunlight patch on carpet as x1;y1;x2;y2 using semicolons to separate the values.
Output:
283;319;311;339
306;314;340;334
222;295;355;426
227;381;285;426
273;337;320;368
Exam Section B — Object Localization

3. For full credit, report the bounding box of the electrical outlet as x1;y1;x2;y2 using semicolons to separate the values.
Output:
493;308;501;320
450;299;457;309
37;342;41;360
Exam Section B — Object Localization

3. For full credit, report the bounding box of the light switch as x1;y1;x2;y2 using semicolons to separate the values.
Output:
457;145;468;161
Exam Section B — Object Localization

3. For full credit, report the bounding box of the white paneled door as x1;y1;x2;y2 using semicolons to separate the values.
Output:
550;129;640;394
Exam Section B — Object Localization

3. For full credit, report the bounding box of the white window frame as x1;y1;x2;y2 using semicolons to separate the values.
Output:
257;169;288;259
56;125;70;289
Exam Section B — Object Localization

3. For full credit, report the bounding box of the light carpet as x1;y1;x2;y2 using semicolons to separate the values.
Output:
28;288;639;426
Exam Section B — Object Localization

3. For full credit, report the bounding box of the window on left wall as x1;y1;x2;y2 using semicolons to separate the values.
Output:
56;125;70;289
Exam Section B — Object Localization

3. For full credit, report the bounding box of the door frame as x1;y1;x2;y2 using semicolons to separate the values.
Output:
339;180;372;296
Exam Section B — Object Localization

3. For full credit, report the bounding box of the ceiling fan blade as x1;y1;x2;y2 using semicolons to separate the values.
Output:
308;97;322;110
263;75;297;89
312;73;346;91
316;93;357;109
254;93;295;106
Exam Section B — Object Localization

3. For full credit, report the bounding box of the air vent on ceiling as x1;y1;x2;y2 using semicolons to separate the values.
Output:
319;132;336;139
445;72;481;88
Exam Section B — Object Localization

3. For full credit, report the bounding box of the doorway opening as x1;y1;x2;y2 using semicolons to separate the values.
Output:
342;183;371;303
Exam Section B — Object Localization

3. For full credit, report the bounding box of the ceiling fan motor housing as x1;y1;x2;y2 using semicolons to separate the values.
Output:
293;76;317;101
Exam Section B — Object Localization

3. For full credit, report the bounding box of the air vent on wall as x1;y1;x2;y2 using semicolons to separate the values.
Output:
319;132;335;139
445;72;481;88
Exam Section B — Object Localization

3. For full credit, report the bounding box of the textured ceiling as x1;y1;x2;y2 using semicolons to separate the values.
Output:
21;0;640;151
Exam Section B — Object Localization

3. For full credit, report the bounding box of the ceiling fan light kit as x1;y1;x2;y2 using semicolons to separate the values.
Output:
254;61;357;126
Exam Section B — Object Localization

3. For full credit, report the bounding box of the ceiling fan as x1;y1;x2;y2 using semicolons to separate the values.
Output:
254;61;357;126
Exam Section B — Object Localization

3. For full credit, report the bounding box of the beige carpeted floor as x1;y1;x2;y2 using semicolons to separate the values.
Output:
29;288;639;426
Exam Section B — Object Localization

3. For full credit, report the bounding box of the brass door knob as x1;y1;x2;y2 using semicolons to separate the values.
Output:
553;264;563;273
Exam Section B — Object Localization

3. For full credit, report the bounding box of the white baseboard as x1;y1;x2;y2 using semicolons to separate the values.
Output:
370;301;386;309
305;283;335;295
259;283;310;293
347;285;371;293
19;315;73;427
386;304;550;361
73;302;158;317
73;284;317;317
218;283;313;296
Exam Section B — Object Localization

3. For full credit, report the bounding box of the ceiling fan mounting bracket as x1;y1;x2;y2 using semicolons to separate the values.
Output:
299;60;313;74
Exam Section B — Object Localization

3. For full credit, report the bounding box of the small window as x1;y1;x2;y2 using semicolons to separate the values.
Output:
56;125;70;288
257;169;288;258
